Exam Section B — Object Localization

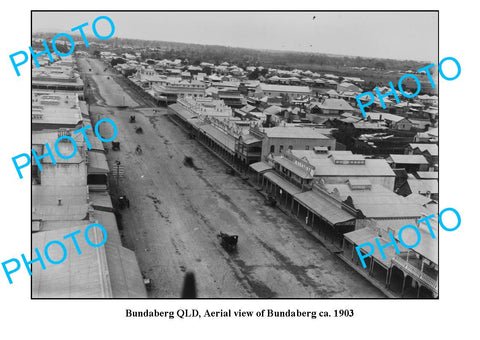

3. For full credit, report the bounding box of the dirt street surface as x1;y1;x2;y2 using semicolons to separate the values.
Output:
77;57;384;298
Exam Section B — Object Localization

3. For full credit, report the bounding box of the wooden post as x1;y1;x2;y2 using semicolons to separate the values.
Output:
401;273;407;297
115;160;121;187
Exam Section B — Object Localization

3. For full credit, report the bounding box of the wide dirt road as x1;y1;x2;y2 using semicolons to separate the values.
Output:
78;57;384;298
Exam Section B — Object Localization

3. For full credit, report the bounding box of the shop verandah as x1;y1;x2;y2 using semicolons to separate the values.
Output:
343;229;438;298
390;253;438;298
258;169;356;250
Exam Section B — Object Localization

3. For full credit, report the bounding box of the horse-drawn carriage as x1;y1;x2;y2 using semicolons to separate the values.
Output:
135;126;143;134
129;115;136;123
112;141;120;151
118;195;130;209
217;232;238;252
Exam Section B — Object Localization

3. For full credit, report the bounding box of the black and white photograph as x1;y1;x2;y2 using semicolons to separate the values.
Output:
3;1;480;338
29;11;440;299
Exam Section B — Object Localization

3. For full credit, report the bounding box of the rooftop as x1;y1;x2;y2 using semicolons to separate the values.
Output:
273;156;313;179
415;171;439;180
32;223;147;298
263;127;330;139
324;183;427;219
259;83;311;93
368;112;408;123
409;143;438;156
198;123;236;152
263;171;303;196
310;98;355;111
32;225;112;298
309;157;395;178
294;190;355;225
407;179;439;195
344;227;408;267
388;154;429;165
32;131;86;165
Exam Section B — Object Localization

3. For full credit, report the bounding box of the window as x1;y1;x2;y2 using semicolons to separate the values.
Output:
270;145;275;153
305;145;310;150
32;165;40;185
279;145;284;153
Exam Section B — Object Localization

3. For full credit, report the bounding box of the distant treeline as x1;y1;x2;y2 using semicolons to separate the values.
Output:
32;33;431;72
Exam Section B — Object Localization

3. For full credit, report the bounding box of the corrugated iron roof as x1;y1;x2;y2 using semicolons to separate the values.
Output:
294;190;355;225
263;172;302;196
249;162;272;173
199;124;236;153
310;158;395;177
388;154;429;164
324;183;427;219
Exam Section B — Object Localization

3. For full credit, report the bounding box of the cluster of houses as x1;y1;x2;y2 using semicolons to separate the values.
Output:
115;55;438;299
31;54;147;298
30;47;439;298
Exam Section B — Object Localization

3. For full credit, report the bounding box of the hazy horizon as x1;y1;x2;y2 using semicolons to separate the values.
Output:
32;11;438;63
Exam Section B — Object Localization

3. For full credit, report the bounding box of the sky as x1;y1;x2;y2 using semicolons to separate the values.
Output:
32;11;438;62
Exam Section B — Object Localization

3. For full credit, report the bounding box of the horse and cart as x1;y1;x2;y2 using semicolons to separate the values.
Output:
217;232;238;252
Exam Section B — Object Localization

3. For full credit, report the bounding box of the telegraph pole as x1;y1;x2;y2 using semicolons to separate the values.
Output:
115;160;121;187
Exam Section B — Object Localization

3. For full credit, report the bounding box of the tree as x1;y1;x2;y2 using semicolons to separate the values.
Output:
111;58;126;67
248;68;260;80
203;66;212;76
375;61;386;70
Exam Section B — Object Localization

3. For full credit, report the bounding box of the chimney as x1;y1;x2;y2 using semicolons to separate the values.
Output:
265;113;272;127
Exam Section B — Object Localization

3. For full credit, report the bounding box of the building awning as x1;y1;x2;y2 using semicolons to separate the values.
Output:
32;223;147;298
79;101;89;116
86;130;105;152
87;151;109;174
104;243;148;297
89;191;114;211
344;227;401;268
169;103;198;121
274;157;313;179
242;135;261;145
199;124;236;153
91;210;122;247
249;162;272;173
294;191;355;226
263;172;302;195
32;225;113;298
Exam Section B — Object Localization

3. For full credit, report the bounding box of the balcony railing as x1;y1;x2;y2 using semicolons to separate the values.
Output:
392;257;438;293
